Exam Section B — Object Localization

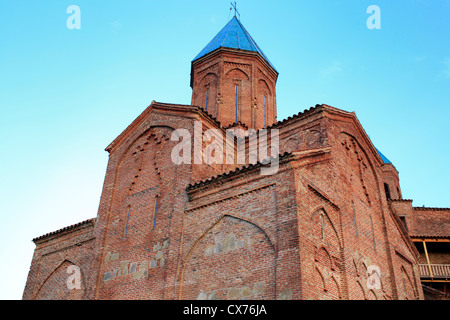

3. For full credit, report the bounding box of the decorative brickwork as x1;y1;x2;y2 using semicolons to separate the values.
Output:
23;16;449;301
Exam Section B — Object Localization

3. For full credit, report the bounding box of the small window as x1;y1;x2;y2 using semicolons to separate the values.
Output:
124;206;131;239
152;195;159;230
352;201;358;237
370;215;376;252
399;216;408;231
263;95;267;128
235;85;239;123
384;183;391;200
320;214;324;240
205;88;209;111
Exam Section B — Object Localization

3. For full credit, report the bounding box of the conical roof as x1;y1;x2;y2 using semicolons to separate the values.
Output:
376;148;392;164
193;16;276;71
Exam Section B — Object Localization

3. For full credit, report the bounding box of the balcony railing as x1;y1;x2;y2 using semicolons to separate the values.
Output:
419;264;450;279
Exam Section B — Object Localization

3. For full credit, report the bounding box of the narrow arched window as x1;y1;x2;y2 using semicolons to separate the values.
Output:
235;85;239;123
400;216;408;231
320;214;324;240
370;215;376;252
263;95;267;128
205;88;209;111
152;195;159;230
352;201;358;237
124;206;131;239
384;183;391;200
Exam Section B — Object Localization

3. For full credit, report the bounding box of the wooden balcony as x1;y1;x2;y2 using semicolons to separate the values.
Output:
419;264;450;279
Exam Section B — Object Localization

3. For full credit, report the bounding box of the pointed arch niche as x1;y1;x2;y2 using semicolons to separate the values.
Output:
310;207;343;300
223;68;251;125
257;79;272;128
35;260;85;300
179;215;276;300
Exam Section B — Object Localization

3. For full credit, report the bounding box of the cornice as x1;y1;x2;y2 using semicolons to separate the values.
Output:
33;218;96;244
105;101;224;153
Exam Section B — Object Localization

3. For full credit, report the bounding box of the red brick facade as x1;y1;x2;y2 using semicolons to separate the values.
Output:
22;18;449;301
191;48;278;129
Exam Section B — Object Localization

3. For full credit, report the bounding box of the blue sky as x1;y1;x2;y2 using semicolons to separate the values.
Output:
0;0;449;299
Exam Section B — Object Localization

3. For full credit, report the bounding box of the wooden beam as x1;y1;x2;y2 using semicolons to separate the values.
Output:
422;241;434;278
421;279;450;283
412;238;450;243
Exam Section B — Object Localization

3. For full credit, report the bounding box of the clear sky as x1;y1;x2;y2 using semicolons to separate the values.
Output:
0;0;449;300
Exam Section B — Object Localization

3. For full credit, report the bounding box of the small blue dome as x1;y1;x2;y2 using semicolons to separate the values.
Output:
193;16;276;72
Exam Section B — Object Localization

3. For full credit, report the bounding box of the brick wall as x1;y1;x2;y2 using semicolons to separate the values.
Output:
303;106;423;300
22;219;95;300
408;208;450;238
23;103;427;300
182;158;300;299
191;49;278;129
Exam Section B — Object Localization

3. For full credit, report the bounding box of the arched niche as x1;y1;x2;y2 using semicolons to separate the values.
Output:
179;215;276;300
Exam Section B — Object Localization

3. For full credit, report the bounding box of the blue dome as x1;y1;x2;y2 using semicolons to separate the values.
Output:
376;148;392;164
193;16;276;72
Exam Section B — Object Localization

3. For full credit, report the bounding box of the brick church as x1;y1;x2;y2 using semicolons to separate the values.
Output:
23;15;449;300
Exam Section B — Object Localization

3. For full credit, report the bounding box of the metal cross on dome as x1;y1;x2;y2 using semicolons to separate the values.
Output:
230;1;240;20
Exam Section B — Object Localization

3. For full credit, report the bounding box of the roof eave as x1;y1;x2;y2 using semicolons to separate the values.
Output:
190;47;278;88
